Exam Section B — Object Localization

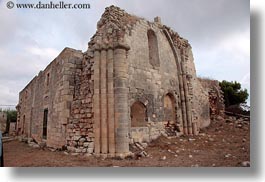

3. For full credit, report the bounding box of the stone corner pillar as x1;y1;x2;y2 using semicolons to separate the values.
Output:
93;47;101;155
113;42;130;156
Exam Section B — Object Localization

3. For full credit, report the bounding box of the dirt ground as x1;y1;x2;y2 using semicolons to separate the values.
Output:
3;116;250;167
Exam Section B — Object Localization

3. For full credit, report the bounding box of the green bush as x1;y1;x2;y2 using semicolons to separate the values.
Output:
219;80;249;107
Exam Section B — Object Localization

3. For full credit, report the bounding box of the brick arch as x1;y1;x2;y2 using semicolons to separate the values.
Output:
130;101;147;127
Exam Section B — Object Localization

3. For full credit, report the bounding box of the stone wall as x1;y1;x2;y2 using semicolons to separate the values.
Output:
17;48;83;148
183;47;210;129
123;12;210;141
66;51;94;154
198;78;225;119
125;19;182;142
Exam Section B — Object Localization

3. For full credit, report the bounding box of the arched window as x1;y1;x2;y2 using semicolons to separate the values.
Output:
130;101;147;127
147;29;160;67
164;94;176;123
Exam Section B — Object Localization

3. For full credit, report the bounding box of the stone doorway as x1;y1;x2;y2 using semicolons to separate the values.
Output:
22;115;25;135
43;109;48;139
163;94;176;123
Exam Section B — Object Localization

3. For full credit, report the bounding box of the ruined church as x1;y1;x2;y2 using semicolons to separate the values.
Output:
16;6;224;157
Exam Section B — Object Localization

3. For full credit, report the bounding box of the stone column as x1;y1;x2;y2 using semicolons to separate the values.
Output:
107;48;115;155
100;48;108;154
113;43;130;156
176;48;188;135
192;122;198;135
179;74;188;135
93;49;101;154
180;53;193;135
162;28;188;135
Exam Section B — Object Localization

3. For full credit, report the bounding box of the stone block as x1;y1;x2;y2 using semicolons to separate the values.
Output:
87;147;94;154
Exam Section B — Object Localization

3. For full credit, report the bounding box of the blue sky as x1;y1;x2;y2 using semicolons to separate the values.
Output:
0;0;250;108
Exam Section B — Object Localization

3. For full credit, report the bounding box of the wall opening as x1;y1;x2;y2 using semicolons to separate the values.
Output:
46;73;50;86
147;29;160;67
43;109;48;139
164;93;176;123
25;90;28;100
130;101;147;127
22;115;25;135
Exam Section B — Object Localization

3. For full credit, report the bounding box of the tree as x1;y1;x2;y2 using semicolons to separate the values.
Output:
5;110;17;123
1;109;17;134
219;80;249;107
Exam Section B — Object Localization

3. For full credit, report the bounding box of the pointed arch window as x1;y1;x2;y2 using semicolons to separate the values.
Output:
147;29;160;67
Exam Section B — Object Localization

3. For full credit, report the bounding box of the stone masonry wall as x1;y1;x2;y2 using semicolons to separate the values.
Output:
125;19;182;142
17;48;83;148
183;47;210;129
198;78;225;119
66;52;94;154
123;13;211;141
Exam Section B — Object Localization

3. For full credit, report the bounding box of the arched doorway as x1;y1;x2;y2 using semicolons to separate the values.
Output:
163;94;176;123
22;115;25;135
130;101;147;127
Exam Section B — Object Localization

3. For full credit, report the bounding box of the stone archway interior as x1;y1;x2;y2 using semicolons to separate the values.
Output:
164;94;176;124
131;101;147;127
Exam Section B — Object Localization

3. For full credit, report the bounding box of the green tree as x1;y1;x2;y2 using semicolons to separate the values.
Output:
219;80;249;107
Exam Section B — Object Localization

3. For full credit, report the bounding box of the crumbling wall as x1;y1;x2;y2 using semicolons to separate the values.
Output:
198;78;225;119
164;26;211;131
183;47;210;129
66;52;94;154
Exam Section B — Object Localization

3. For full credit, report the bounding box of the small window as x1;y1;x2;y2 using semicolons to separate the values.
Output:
147;29;160;67
46;73;50;86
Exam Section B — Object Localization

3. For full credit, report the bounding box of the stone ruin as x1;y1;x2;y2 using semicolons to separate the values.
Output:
16;6;224;157
198;78;225;120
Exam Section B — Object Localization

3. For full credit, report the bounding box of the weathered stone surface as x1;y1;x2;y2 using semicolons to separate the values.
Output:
198;78;225;121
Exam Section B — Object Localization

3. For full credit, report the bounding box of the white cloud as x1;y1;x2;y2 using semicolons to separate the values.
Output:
218;29;250;60
241;72;250;86
0;0;250;107
194;28;250;80
24;46;60;69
